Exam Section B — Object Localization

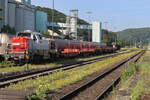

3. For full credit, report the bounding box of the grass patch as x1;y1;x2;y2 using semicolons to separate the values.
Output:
139;64;150;72
121;64;139;83
0;63;58;73
130;51;150;100
131;81;144;100
0;61;12;68
130;65;150;100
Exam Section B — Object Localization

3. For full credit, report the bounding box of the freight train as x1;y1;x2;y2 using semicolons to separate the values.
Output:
6;30;118;63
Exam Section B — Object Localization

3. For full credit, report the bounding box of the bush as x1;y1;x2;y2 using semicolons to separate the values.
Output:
1;25;16;34
121;64;139;82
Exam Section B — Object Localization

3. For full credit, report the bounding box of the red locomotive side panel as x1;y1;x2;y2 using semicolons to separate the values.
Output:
9;37;29;54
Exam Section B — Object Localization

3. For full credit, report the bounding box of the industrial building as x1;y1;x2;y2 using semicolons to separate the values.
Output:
92;22;102;43
0;0;48;33
0;0;102;43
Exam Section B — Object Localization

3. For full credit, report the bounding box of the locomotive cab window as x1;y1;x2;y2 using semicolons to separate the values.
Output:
37;34;42;40
33;35;37;41
51;41;56;49
17;32;31;38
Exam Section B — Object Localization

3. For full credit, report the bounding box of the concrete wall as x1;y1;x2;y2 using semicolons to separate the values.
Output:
92;22;102;43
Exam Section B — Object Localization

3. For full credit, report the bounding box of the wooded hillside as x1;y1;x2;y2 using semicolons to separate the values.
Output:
117;28;150;45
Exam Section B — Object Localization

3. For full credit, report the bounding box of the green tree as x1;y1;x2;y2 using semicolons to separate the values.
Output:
1;25;16;34
78;29;92;41
102;30;117;45
117;28;150;46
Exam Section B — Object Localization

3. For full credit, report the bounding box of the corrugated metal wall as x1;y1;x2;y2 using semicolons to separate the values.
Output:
15;6;35;32
8;3;16;28
23;8;35;31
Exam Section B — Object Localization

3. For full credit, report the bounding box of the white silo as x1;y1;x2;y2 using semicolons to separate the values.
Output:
92;22;102;43
70;9;78;39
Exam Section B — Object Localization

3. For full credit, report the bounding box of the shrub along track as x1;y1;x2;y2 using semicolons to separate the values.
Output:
47;50;145;100
0;51;134;88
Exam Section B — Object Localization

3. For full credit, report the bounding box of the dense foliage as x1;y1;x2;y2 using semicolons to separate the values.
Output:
117;28;150;46
77;29;92;41
0;25;16;34
102;29;117;45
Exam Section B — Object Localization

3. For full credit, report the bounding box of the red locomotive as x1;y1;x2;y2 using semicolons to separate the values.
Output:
7;30;118;63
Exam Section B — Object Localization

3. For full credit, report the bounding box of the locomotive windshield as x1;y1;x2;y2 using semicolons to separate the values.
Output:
36;34;42;40
17;33;31;38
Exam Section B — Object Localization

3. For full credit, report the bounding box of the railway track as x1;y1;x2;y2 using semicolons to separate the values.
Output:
58;50;145;100
0;50;134;88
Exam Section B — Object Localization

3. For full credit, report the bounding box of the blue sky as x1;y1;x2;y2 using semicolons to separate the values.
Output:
32;0;150;31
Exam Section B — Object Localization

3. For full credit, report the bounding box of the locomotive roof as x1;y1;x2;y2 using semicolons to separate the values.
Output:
17;30;41;35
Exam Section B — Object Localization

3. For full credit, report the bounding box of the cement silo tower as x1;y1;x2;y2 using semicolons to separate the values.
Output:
70;9;78;39
66;16;71;35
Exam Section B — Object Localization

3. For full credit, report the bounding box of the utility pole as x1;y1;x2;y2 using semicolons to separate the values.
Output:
52;0;54;39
